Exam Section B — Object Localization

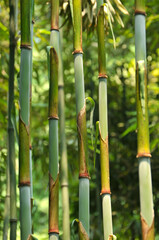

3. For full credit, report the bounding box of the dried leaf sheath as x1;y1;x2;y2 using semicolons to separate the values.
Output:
78;221;89;240
19;118;30;184
100;133;110;194
77;105;89;178
141;214;155;240
49;174;59;233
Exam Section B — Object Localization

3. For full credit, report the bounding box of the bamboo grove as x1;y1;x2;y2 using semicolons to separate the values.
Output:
1;0;157;239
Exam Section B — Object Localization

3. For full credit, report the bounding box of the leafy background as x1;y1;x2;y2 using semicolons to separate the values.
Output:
0;0;159;239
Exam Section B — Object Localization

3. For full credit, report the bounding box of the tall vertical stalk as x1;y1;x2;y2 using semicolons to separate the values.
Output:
97;1;113;239
48;1;59;240
135;0;155;239
3;1;18;239
58;23;70;240
19;0;32;239
30;0;34;225
9;0;17;239
3;156;10;240
72;0;90;236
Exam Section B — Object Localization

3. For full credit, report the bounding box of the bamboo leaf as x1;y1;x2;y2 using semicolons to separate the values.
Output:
46;46;51;80
120;122;137;138
69;0;74;26
103;3;116;48
113;0;129;15
38;29;50;35
107;0;115;14
11;106;19;145
150;138;159;151
115;11;124;28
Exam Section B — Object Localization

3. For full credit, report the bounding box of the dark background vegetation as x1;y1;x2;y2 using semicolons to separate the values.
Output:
0;0;159;239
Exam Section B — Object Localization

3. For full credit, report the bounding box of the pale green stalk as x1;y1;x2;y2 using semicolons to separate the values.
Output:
48;2;60;238
19;0;32;238
58;23;70;240
135;0;155;239
9;0;18;239
72;0;90;237
3;155;10;240
97;1;113;239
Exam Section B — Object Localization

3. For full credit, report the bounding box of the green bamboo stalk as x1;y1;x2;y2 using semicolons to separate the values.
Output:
30;0;34;226
72;0;89;237
19;0;32;239
3;155;10;240
135;1;155;239
3;1;17;239
9;0;18;239
48;47;59;240
97;2;113;239
48;2;60;239
58;23;70;240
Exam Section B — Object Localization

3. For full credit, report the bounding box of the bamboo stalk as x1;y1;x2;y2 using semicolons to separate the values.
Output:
3;155;10;240
9;0;17;237
3;1;18;239
72;0;90;237
58;23;70;240
135;0;155;239
19;0;32;239
97;1;113;239
48;2;60;239
48;47;59;240
30;0;34;227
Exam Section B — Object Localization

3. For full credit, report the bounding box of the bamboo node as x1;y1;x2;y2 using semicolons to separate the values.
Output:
51;28;59;32
48;115;59;120
135;10;146;16
61;183;69;187
136;152;152;158
58;84;64;89
72;49;83;55
10;218;17;223
79;173;90;179
19;181;30;187
100;189;111;195
8;127;14;132
98;73;108;79
20;44;32;50
48;229;59;234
